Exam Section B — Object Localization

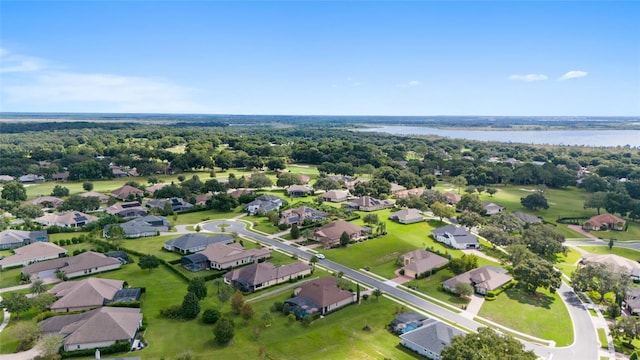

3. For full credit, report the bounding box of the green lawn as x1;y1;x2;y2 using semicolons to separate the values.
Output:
478;287;573;346
0;267;24;289
245;215;282;235
590;220;640;241
578;246;640;262
555;247;583;278
172;208;244;225
598;328;608;348
404;270;470;306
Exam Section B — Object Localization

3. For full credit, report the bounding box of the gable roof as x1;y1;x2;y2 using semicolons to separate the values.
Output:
400;318;465;355
35;211;99;226
512;211;542;223
22;251;120;276
78;191;111;202
285;184;313;194
294;277;354;308
390;208;424;221
402;250;449;274
586;213;626;227
312;220;365;241
432;225;478;244
27;196;64;207
0;241;67;268
199;242;271;264
108;215;169;236
0;230;47;246
319;190;350;200
39;307;141;347
442;265;512;292
224;261;311;287
110;185;143;199
164;233;234;251
49;278;124;310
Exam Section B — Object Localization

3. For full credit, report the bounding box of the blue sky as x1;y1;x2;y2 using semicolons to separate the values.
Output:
1;1;639;116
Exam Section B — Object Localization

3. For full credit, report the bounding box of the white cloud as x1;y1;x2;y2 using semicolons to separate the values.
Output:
508;74;548;82
396;80;422;88
559;70;588;80
0;48;45;73
1;49;216;113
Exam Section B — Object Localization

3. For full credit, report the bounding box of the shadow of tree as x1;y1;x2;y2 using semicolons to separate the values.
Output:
503;287;554;309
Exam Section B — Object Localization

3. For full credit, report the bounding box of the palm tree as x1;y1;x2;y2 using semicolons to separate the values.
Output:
30;279;47;294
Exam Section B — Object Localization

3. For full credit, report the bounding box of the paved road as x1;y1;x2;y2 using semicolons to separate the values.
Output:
202;219;598;360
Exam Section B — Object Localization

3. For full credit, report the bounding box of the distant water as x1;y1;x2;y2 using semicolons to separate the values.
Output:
356;126;640;147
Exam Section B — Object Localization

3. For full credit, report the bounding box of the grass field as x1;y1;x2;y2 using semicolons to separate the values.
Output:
172;208;244;225
555;247;583;278
478;287;573;346
598;328;608;348
578;246;640;262
404;270;470;306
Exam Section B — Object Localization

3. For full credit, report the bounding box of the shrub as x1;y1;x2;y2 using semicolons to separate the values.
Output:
202;308;221;324
278;223;289;230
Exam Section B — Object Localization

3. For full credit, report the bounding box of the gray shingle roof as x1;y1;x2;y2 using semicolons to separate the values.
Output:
164;234;234;252
432;225;478;244
400;318;465;355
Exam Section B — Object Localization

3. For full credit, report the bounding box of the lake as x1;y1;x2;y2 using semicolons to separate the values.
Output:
355;126;640;147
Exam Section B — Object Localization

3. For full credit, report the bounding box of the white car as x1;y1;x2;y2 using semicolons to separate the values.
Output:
315;253;325;260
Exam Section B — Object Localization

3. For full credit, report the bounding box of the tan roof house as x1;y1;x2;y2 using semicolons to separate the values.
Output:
144;183;168;194
444;192;461;205
22;251;121;280
27;196;64;208
393;188;424;199
318;190;350;203
346;196;394;212
285;277;356;316
35;211;98;228
0;241;67;269
110;185;143;200
224;261;311;292
192;242;272;270
285;184;314;197
401;250;449;279
49;278;124;312
311;220;367;248
78;191;110;203
580;253;640;275
39;307;142;352
389;208;425;224
582;214;626;231
442;266;512;295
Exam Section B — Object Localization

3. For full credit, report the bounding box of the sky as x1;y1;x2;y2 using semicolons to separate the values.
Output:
1;1;639;116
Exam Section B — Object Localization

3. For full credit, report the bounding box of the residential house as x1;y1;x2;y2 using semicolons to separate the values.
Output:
52;172;70;181
195;193;212;206
399;318;465;360
224;261;312;292
318;190;350;203
512;211;542;224
285;184;314;197
279;206;328;226
442;265;512;295
482;202;505;215
49;278;125;312
144;183;168;195
105;201;147;219
390;183;407;194
443;192;461;205
22;251;121;280
39;307;142;352
389;312;428;334
229;189;254;199
582;213;626;231
0;242;67;270
393;188;424;199
245;194;284;215
35;211;99;228
19;174;45;183
163;233;235;254
110;185;143;201
146;198;193;212
27;196;64;208
625;288;640;315
431;225;479;250
103;215;169;239
344;177;369;190
285;277;356;316
389;208;425;224
311;220;368;248
0;230;48;250
579;253;640;275
182;242;271;271
297;174;311;184
346;196;394;212
79;191;111;203
0;175;15;183
400;250;449;279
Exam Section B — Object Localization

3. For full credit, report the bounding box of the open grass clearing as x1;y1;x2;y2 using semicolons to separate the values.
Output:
478;286;573;346
172;208;244;225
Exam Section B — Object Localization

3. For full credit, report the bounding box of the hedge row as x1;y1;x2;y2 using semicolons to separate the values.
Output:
486;280;517;298
60;341;130;358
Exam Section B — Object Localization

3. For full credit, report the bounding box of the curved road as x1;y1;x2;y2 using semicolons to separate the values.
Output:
202;219;598;360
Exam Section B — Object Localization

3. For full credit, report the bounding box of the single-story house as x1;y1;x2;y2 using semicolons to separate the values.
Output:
195;193;212;206
105;201;147;219
285;277;356;316
110;185;143;201
285;184;314;197
389;208;425;224
52;172;70;181
399;318;465;360
625;288;640;315
224;261;312;292
0;241;67;270
49;278;124;312
346;196;394;212
444;192;461;205
390;183;407;194
39;307;142;352
318;190;350;203
79;191;111;203
144;183;168;194
19;174;45;183
311;220;368;248
27;196;64;208
442;265;512;295
196;242;271;270
146;198;193;212
245;194;284;215
0;229;48;250
431;225;479;250
229;189;254;199
22;251;121;280
103;215;169;239
35;211;99;228
279;206;328;226
579;253;640;275
582;213;626;231
0;175;15;183
512;211;542;224
401;250;449;279
163;233;234;254
297;174;311;184
389;312;428;334
393;188;424;199
482;202;505;215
